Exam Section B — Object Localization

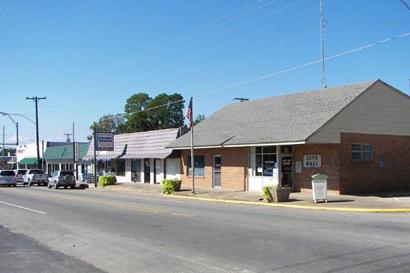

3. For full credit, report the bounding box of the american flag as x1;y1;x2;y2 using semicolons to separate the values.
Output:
186;97;193;128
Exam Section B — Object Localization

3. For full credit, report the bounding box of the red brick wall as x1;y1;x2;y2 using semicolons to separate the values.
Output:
339;133;410;194
293;144;341;193
180;147;248;191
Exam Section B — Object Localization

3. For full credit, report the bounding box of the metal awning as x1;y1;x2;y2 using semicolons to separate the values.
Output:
19;157;40;165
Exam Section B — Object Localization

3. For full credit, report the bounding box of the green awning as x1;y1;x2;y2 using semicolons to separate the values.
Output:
19;157;40;165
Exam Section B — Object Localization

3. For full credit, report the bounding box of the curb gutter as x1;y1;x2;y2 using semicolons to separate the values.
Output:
163;194;410;213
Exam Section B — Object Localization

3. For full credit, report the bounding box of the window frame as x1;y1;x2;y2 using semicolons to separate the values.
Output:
255;146;277;177
187;155;205;177
351;143;373;161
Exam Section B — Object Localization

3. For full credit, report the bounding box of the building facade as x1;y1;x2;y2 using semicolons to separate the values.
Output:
85;128;183;184
169;80;410;194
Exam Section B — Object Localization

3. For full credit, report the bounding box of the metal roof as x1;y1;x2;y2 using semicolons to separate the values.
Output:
44;143;90;161
168;80;379;148
85;128;180;160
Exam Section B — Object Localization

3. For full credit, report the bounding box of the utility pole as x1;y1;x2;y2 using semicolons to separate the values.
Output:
320;0;327;88
2;126;5;157
93;127;98;188
72;122;77;179
26;96;47;169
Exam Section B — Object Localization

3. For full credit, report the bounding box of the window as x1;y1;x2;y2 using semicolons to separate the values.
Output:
255;146;277;176
187;156;205;177
351;144;373;161
116;159;126;176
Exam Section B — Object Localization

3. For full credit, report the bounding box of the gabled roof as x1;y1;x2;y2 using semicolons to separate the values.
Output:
85;128;180;160
168;80;380;148
44;143;90;161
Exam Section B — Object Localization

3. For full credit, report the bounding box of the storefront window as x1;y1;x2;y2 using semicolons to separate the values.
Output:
116;159;126;176
187;156;205;177
255;146;277;176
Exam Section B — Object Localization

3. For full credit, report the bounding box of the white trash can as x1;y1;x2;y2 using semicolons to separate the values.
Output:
311;173;328;203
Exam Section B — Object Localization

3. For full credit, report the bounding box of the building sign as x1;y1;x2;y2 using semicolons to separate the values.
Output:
96;133;114;151
303;155;321;168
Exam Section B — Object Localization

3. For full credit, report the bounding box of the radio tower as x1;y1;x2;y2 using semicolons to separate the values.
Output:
320;0;327;88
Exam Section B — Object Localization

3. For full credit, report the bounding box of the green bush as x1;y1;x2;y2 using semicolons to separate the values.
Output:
160;179;182;194
262;186;273;201
98;175;117;187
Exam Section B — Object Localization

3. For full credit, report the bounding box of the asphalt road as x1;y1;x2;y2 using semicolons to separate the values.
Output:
0;186;410;273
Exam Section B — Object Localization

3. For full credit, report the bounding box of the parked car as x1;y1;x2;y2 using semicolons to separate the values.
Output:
48;170;76;189
14;169;28;185
0;170;17;187
24;169;48;186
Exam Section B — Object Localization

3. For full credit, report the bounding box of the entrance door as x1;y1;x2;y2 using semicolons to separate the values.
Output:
144;159;151;183
213;155;221;188
281;156;293;187
131;159;141;182
154;159;162;184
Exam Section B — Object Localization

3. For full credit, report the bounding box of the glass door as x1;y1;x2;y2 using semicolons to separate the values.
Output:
281;156;293;187
213;155;221;188
131;159;141;183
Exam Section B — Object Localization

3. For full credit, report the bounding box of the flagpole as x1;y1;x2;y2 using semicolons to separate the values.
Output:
190;97;195;194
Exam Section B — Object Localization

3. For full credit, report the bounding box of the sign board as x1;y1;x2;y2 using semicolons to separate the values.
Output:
303;155;321;168
96;133;114;151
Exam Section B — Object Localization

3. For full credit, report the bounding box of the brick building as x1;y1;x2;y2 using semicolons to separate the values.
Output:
169;80;410;194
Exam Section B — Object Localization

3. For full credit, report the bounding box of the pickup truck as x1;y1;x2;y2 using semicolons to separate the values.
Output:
24;169;48;186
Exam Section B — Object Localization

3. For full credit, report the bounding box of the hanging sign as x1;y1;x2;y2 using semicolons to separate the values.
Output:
96;133;114;151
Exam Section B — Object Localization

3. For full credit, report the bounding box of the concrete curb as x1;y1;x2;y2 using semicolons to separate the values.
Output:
163;194;410;213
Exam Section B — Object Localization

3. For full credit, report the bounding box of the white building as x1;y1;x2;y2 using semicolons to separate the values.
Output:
16;143;46;168
85;128;183;184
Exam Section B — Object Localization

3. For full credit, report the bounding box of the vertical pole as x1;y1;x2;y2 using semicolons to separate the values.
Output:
190;125;195;194
190;98;195;194
93;128;98;188
320;0;326;88
2;126;5;157
34;99;41;169
16;122;19;146
73;122;77;179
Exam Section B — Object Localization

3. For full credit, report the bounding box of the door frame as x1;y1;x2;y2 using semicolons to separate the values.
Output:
212;155;222;188
279;154;293;188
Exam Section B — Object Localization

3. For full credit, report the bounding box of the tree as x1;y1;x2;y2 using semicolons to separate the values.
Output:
88;114;125;140
123;92;184;132
193;114;205;125
123;93;151;132
144;93;184;130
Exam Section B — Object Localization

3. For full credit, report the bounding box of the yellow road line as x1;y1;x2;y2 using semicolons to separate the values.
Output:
163;194;410;213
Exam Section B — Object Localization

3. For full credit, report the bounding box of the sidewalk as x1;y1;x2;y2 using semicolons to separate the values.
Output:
91;182;410;213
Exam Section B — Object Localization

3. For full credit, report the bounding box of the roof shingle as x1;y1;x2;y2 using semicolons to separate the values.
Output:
168;80;378;148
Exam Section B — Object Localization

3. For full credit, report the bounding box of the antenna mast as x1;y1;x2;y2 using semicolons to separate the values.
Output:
320;0;327;88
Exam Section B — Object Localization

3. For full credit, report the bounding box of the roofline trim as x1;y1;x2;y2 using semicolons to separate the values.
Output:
169;140;306;150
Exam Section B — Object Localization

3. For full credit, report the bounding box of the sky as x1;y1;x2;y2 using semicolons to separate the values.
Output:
0;0;409;145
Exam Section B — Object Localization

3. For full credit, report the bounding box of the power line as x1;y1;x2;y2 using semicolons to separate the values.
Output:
400;0;410;10
203;31;410;95
140;0;279;56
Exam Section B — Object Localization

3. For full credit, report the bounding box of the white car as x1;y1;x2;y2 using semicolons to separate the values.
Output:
14;169;28;185
48;170;88;189
24;169;48;186
0;170;17;187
